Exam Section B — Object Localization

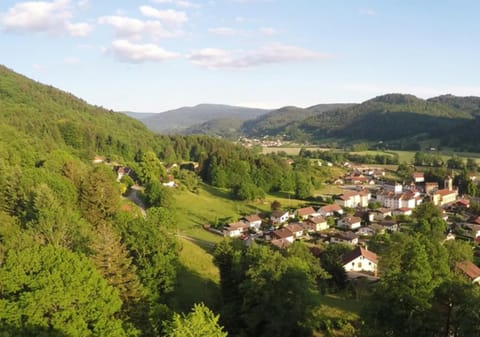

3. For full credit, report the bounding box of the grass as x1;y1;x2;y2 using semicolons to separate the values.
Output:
173;183;304;243
172;237;220;312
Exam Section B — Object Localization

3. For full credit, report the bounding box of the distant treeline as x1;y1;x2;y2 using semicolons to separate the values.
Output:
299;148;400;165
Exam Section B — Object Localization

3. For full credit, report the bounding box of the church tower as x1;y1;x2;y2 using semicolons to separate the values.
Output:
444;175;453;191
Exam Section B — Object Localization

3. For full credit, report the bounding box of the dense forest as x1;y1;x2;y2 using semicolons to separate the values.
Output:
2;65;480;337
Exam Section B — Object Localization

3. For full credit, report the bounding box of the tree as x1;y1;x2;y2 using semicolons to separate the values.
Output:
163;303;228;337
91;223;142;311
213;241;326;337
145;179;175;208
294;172;312;199
0;244;128;337
362;234;435;337
271;200;282;211
80;167;120;224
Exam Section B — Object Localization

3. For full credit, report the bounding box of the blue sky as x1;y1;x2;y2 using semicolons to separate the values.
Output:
1;0;479;112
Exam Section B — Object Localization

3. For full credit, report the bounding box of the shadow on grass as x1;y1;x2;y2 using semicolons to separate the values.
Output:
201;184;234;200
179;234;217;254
171;263;221;313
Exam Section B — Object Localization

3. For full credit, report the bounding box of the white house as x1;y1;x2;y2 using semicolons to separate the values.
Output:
318;204;343;217
224;221;249;238
342;246;378;275
335;190;371;208
337;216;362;230
241;214;263;231
285;223;304;239
412;172;425;183
270;210;290;225
377;190;421;210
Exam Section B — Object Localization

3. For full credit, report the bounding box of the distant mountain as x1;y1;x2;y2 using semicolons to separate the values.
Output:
241;103;354;137
182;118;245;138
122;111;157;119
139;104;270;134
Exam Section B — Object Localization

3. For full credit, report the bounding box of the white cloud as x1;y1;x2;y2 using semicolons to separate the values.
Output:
77;0;89;9
359;8;377;16
235;16;245;23
67;22;92;36
64;56;80;64
0;0;92;37
98;15;182;40
109;39;178;63
151;0;199;8
208;26;237;36
139;6;188;26
259;27;277;35
189;43;328;69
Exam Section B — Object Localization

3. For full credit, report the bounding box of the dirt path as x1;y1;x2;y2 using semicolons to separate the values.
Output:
125;185;147;217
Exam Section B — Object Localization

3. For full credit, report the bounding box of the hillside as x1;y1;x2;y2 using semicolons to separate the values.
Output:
428;94;480;115
140;103;270;133
241;103;354;137
0;65;160;162
182;117;245;138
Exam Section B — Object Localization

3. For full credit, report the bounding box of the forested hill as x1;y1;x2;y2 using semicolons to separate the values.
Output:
294;93;480;150
0;64;160;162
241;103;354;137
140;103;270;134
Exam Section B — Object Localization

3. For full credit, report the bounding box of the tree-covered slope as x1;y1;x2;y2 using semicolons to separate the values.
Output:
428;94;480;116
298;93;475;144
0;65;159;161
241;103;354;137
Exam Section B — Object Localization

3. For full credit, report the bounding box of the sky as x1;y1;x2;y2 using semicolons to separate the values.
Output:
1;0;479;112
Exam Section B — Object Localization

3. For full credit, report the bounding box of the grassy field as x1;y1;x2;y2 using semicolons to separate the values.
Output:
171;183;367;329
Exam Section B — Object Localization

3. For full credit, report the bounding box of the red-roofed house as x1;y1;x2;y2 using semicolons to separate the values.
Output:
272;227;295;243
318;204;343;217
285;223;304;239
432;188;458;206
295;206;319;220
241;214;263;230
342;246;378;275
412;172;425;183
456;261;480;284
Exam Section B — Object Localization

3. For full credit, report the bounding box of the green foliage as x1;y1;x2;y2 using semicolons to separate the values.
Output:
80;166;120;224
0;244;127;337
213;240;328;337
164;303;228;337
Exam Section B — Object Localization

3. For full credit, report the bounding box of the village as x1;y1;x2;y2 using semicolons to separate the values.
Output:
218;165;480;284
